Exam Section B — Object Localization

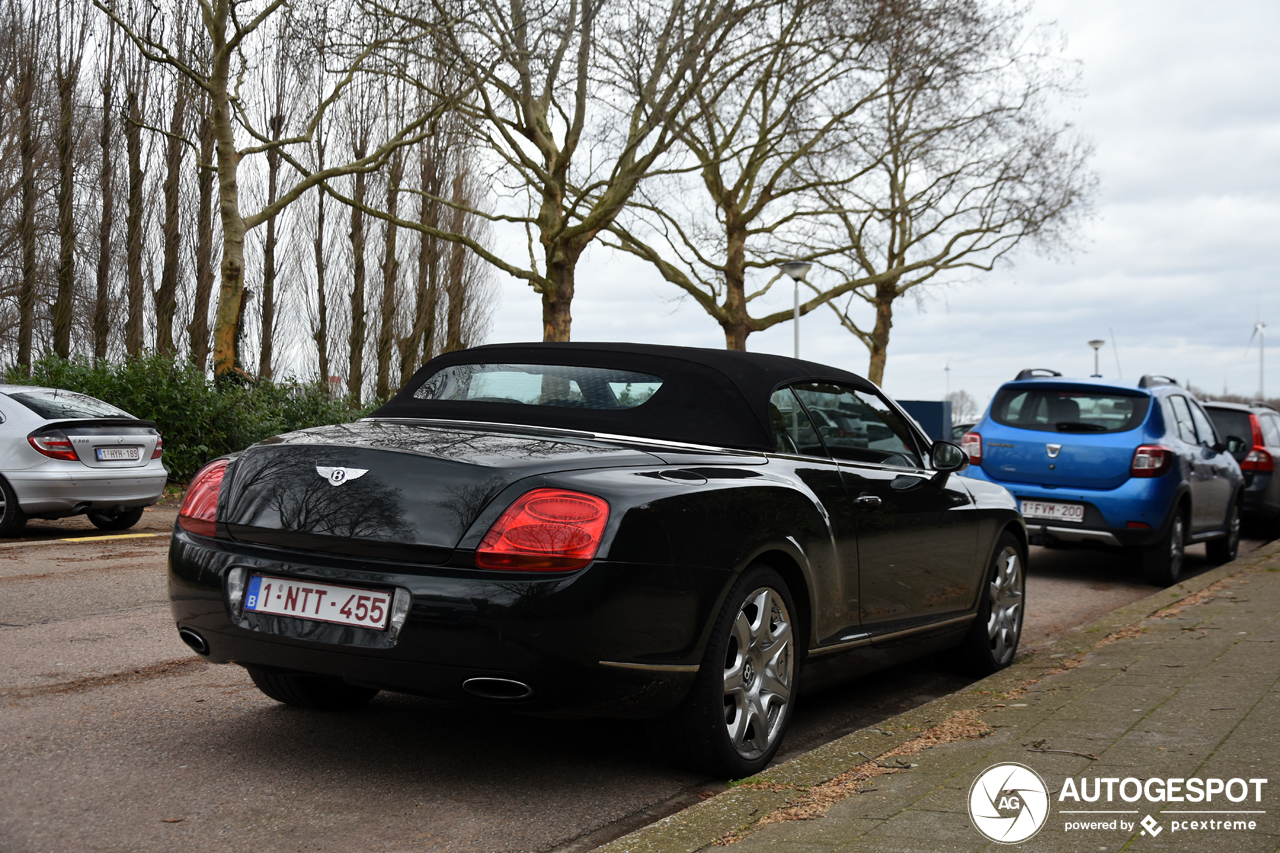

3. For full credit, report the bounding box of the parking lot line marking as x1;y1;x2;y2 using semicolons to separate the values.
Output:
0;532;160;549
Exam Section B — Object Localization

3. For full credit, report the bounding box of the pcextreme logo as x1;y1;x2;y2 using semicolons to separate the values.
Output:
968;763;1051;844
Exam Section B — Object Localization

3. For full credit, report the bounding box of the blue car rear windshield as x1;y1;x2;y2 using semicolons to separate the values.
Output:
412;363;663;410
991;387;1150;434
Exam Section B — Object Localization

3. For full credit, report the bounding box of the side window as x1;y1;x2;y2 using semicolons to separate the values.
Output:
790;383;923;468
1188;402;1219;448
1262;414;1280;447
768;388;825;457
1167;396;1198;445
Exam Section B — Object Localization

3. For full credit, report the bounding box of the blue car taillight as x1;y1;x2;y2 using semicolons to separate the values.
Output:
1130;445;1172;478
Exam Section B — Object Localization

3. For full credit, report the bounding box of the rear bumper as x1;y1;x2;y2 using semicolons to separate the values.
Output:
1241;472;1280;519
168;530;728;719
9;465;167;514
963;467;1178;549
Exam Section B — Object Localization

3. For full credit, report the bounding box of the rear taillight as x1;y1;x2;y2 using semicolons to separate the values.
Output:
960;431;982;464
1242;448;1274;473
1241;414;1273;472
1131;445;1173;478
152;435;164;459
476;488;610;571
28;430;77;461
178;459;229;537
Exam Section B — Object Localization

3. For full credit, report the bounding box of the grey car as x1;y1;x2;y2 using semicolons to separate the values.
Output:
0;386;167;535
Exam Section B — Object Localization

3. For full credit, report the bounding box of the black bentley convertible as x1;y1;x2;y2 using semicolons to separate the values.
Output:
170;343;1026;776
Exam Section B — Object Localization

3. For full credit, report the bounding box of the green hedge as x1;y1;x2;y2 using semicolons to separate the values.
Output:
5;354;376;482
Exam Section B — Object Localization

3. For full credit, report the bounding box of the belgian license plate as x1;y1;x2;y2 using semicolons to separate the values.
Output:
1020;500;1085;523
95;446;141;461
244;574;392;630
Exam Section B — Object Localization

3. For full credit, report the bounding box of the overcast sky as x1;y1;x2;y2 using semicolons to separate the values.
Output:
485;0;1280;412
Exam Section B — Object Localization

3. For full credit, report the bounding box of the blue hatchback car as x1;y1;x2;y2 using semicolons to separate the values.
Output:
960;370;1245;585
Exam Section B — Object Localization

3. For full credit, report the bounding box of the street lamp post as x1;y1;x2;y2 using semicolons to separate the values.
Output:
1088;339;1106;378
780;262;812;359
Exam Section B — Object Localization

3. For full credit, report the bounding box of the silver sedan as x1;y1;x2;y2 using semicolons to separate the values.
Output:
0;386;167;535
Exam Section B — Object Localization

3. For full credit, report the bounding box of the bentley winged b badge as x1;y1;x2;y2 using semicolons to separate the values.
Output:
316;466;369;487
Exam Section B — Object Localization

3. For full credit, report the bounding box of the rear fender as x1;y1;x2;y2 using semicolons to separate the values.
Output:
458;467;837;646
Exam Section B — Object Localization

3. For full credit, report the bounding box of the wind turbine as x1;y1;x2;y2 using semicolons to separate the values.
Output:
1246;320;1266;400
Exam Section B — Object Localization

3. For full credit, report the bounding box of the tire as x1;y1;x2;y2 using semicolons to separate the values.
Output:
86;506;146;531
1205;499;1241;565
247;667;380;711
0;477;28;537
942;531;1025;676
649;565;799;778
1142;509;1186;586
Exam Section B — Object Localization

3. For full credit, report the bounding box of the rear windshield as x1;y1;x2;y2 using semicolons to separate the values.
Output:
7;390;133;420
991;386;1149;434
412;363;662;410
1205;408;1253;446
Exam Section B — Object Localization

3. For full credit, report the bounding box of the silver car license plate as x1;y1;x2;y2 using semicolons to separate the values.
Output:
95;446;141;461
1020;500;1085;523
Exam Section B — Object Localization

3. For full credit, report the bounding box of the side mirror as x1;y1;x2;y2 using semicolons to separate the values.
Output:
1223;435;1247;455
932;440;970;473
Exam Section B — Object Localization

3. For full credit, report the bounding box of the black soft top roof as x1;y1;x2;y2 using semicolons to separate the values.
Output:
371;342;877;451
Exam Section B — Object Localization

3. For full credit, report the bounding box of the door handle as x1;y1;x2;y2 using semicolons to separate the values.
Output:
854;495;883;507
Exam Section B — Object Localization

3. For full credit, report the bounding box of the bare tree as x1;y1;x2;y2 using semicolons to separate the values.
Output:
608;0;886;350
96;0;447;379
51;0;90;357
347;123;369;402
94;21;116;361
375;146;403;399
357;0;762;342
14;0;44;372
121;57;148;356
156;21;190;356
187;109;216;368
810;0;1094;383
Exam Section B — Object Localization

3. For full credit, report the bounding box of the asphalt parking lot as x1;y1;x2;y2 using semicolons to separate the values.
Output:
0;505;1267;853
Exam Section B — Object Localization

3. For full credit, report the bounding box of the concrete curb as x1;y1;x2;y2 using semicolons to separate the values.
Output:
596;540;1280;853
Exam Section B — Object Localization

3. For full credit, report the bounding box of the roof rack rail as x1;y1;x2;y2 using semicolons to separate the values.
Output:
1138;374;1180;388
1251;401;1279;412
1014;368;1062;380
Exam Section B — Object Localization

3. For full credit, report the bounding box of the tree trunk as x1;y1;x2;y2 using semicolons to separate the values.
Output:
866;280;897;386
189;115;215;370
53;55;77;358
209;5;249;382
17;60;36;374
445;172;471;351
347;139;368;403
124;89;145;356
156;80;187;356
313;139;329;385
95;41;115;362
258;113;284;380
719;220;749;351
375;151;403;400
399;140;440;383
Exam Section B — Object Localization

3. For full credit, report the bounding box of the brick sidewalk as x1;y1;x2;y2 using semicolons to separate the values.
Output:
602;545;1280;853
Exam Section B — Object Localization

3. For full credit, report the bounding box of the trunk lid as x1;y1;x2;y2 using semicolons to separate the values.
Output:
979;432;1138;490
219;420;663;562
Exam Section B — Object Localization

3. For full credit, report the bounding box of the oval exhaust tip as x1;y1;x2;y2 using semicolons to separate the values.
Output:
462;677;534;701
178;628;210;656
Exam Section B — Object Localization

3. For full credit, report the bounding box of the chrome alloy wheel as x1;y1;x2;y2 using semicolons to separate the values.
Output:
722;587;794;760
987;545;1024;665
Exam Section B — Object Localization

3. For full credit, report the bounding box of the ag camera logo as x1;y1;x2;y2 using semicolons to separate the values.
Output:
969;763;1051;843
